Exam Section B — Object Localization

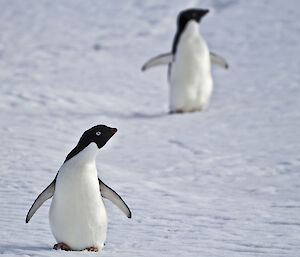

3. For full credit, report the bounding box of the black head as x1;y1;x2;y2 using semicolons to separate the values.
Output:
172;9;209;54
64;125;117;162
177;9;209;29
78;125;117;149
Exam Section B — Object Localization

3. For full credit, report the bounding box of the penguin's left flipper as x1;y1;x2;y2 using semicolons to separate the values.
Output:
99;179;132;218
141;53;173;71
141;52;229;71
26;177;56;223
210;52;229;69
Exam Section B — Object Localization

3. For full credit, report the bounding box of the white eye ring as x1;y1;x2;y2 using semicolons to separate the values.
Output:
96;131;101;136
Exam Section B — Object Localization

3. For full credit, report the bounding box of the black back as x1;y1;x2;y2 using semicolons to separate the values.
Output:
171;8;209;54
64;125;117;163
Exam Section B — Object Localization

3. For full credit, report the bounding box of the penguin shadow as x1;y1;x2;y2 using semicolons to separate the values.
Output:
62;110;169;121
101;110;206;119
130;111;168;119
102;110;168;120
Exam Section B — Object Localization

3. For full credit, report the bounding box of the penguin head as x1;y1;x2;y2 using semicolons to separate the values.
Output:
172;8;209;54
79;125;117;149
177;8;209;28
64;125;117;163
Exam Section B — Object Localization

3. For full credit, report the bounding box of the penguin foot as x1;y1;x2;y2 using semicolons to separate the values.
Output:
191;107;203;112
170;108;204;114
53;242;71;251
170;109;184;114
84;247;98;252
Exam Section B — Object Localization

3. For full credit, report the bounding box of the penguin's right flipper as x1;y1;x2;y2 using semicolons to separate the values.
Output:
210;52;229;69
99;179;132;218
141;53;173;71
141;52;229;71
25;178;56;223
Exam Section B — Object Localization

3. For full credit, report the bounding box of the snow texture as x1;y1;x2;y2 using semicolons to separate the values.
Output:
0;0;300;256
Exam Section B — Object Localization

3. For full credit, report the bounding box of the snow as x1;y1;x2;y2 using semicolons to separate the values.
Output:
0;0;300;256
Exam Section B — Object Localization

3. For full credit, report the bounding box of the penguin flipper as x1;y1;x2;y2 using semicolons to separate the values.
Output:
99;179;132;218
25;178;56;223
141;53;173;71
141;52;228;70
210;52;229;69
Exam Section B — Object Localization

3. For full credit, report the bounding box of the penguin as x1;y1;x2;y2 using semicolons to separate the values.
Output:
141;8;228;113
26;125;131;252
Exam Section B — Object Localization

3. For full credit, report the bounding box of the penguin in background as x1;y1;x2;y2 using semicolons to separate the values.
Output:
141;8;228;113
26;125;131;252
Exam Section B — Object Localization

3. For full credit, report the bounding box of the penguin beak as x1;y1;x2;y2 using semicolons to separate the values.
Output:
201;9;209;17
111;128;117;134
194;9;209;21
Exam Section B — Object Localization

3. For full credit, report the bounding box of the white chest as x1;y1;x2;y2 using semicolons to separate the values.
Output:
169;20;213;112
49;143;107;250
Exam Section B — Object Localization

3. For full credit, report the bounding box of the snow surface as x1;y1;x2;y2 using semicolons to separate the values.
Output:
0;0;300;256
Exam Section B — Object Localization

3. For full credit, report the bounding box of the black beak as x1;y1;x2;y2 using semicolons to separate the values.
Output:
111;128;118;134
200;9;209;17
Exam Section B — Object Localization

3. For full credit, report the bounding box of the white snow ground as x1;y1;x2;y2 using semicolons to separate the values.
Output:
0;0;300;256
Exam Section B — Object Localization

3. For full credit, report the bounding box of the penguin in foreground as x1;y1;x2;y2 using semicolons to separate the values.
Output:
26;125;131;252
141;8;228;113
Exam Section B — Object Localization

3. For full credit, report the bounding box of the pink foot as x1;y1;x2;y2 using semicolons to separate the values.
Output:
170;109;184;114
53;242;71;251
84;247;98;252
191;107;203;112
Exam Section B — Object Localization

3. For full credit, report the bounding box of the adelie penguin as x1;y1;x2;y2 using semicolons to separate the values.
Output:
141;8;228;113
26;125;131;252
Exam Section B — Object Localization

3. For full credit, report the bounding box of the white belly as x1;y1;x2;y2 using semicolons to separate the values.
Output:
49;144;107;250
169;21;213;112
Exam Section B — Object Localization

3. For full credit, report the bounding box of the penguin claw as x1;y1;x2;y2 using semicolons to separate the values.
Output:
53;242;71;251
170;107;204;114
84;247;98;252
53;243;98;252
170;109;184;114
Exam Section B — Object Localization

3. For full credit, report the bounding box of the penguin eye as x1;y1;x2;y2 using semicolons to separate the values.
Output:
96;131;102;136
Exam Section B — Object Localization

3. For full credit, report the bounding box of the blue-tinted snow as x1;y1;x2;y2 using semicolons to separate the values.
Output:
0;0;299;256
